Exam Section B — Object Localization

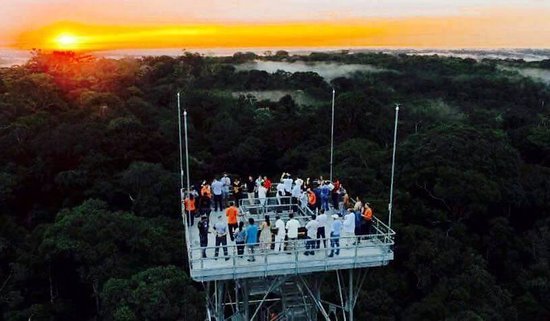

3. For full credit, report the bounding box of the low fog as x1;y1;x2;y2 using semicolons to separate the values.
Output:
514;68;550;84
234;61;387;81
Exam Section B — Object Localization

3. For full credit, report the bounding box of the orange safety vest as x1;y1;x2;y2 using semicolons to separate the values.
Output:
226;206;239;224
362;208;373;221
184;198;196;211
308;192;316;205
200;185;211;198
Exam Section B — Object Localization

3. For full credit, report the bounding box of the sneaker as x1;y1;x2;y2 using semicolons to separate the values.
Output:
304;252;310;256
225;257;230;261
328;254;334;257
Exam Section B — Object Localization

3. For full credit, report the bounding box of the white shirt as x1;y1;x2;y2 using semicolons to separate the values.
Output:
283;178;293;193
343;212;356;233
221;176;231;191
286;218;300;238
316;213;328;229
258;185;267;200
291;184;302;198
276;183;285;197
305;220;319;238
275;219;286;236
299;192;308;208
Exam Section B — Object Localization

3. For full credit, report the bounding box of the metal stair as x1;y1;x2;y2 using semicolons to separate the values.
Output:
278;280;315;321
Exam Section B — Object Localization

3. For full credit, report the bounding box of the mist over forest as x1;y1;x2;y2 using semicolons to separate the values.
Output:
0;50;549;320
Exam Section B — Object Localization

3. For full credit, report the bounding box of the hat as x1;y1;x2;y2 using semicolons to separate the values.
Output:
201;214;207;218
332;214;339;219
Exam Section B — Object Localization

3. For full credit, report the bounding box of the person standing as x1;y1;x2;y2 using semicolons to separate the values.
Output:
331;179;340;210
328;214;342;257
274;215;286;252
258;182;268;212
213;215;229;261
353;196;363;212
316;209;328;249
337;186;347;216
183;193;196;226
285;213;300;253
354;208;362;244
304;215;319;255
234;221;246;257
343;193;351;211
320;181;331;212
221;173;231;207
245;176;256;205
197;214;210;258
211;178;224;212
226;202;239;241
200;181;211;200
245;218;259;262
276;182;286;205
291;179;302;213
361;203;373;236
259;215;272;252
307;188;317;212
342;208;356;247
199;192;212;218
281;172;293;203
263;176;272;196
232;178;243;207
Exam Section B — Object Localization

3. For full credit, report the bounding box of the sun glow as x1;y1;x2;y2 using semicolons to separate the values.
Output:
53;33;80;50
12;8;550;52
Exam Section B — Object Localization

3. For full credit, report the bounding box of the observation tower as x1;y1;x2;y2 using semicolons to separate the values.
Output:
177;93;399;321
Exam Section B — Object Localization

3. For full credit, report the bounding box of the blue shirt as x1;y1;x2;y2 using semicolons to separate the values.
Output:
211;180;223;195
354;211;362;226
245;224;258;244
331;220;342;236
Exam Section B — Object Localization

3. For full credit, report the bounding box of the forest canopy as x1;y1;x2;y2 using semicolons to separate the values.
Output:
0;50;549;320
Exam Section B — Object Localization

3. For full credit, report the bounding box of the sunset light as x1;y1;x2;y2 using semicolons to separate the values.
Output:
1;4;547;52
54;33;80;50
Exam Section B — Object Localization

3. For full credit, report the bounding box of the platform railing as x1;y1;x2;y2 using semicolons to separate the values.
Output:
187;196;395;279
188;231;394;279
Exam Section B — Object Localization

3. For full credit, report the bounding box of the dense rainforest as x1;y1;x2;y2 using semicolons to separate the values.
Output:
0;50;549;321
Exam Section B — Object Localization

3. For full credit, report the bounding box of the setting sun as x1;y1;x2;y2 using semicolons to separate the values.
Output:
53;33;80;50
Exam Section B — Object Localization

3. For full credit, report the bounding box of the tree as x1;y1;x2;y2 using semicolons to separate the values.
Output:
38;200;184;315
101;266;204;321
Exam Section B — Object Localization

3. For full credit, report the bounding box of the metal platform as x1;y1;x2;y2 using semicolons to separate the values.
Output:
185;197;395;282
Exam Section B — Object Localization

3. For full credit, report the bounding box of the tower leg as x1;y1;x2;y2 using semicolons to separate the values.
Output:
348;270;353;321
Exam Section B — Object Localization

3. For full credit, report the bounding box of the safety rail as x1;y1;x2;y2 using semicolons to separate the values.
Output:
189;233;393;281
187;196;395;281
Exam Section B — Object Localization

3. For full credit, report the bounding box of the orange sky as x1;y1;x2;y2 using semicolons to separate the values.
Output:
2;1;550;51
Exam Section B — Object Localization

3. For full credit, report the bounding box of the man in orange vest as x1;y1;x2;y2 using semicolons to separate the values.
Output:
307;188;317;212
200;181;212;199
226;201;239;241
183;194;196;226
361;202;373;236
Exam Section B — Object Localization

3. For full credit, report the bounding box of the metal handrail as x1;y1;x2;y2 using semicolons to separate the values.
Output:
188;233;394;269
187;196;395;279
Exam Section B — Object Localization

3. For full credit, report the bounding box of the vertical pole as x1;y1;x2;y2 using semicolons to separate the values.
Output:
349;269;354;321
388;104;400;230
330;88;335;182
243;280;249;321
177;92;184;190
183;110;191;195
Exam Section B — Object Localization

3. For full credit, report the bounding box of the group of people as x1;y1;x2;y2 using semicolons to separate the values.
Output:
197;204;374;261
183;172;354;223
